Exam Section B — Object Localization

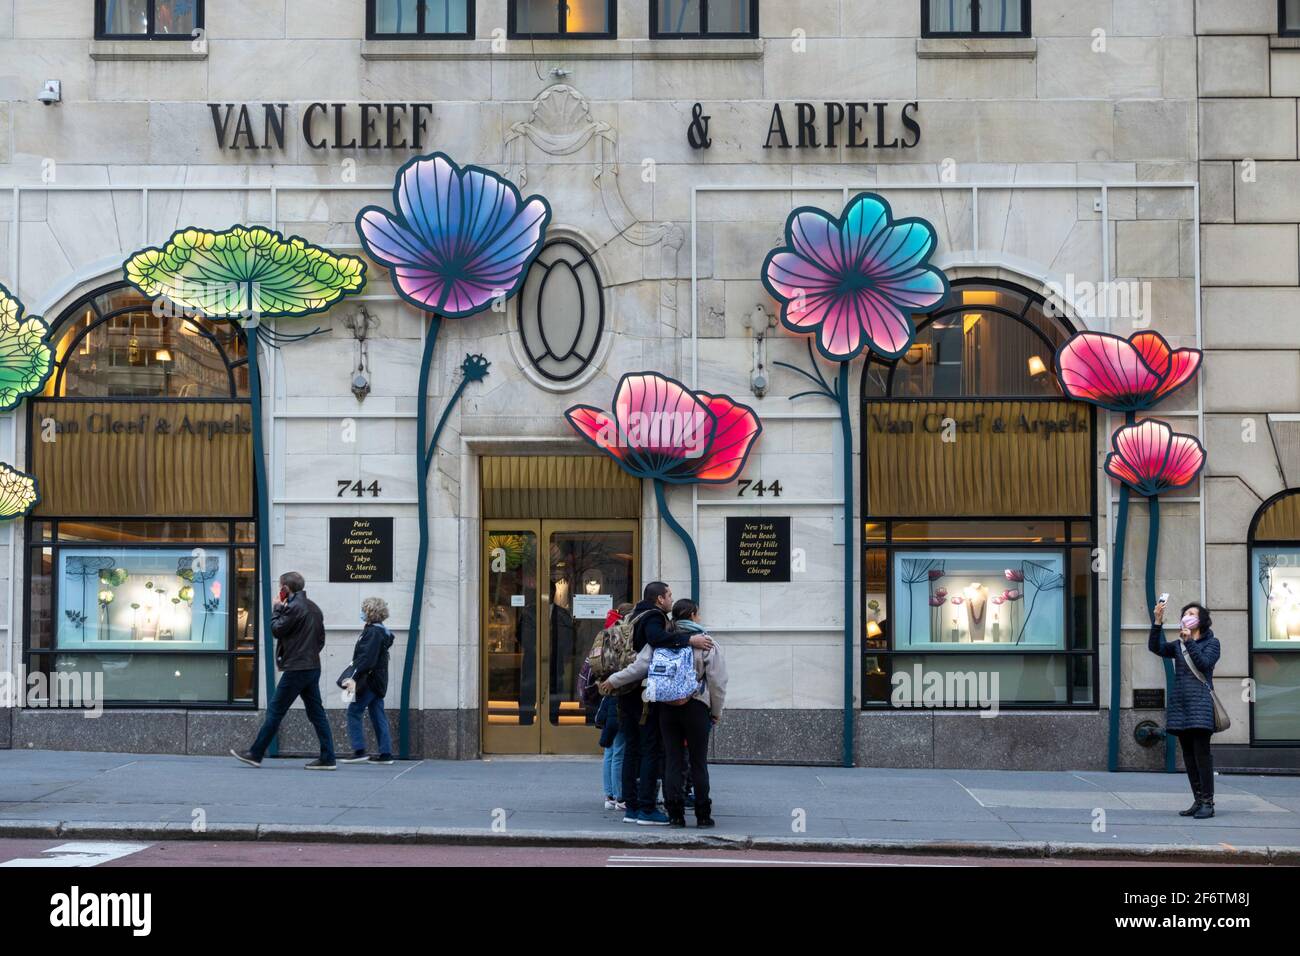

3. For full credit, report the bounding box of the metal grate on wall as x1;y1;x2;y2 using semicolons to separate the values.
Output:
480;455;641;520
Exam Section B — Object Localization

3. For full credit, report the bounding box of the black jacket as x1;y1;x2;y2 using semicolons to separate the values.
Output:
350;623;395;699
271;590;325;672
630;599;690;653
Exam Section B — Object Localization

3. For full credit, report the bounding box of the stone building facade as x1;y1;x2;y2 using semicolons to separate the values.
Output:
0;0;1293;771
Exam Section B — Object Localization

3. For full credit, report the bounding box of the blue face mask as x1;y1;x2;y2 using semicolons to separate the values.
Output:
360;612;368;624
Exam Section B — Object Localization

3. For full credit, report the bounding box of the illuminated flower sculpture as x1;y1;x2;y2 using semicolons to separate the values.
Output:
0;284;54;411
762;193;951;766
0;461;39;521
1055;329;1206;772
566;372;762;600
123;226;367;732
357;153;551;757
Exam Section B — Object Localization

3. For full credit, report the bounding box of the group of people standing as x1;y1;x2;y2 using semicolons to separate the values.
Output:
586;582;729;829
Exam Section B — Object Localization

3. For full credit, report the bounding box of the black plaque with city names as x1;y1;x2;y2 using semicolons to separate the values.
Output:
726;517;791;583
329;517;394;583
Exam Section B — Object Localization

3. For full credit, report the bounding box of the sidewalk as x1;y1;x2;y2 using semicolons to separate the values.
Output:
2;750;1299;863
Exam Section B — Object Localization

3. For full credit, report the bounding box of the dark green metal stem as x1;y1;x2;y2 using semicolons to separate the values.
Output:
1144;495;1176;772
398;316;441;759
837;362;854;769
654;479;699;602
247;327;277;756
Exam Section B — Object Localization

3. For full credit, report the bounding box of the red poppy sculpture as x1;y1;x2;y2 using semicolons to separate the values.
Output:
566;372;762;601
1055;329;1206;772
762;193;951;766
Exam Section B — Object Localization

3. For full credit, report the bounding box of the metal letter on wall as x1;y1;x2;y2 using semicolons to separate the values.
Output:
31;400;253;518
864;400;1092;518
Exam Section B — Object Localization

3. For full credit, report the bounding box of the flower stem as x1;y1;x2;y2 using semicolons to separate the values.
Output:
837;361;854;769
247;327;278;756
1144;494;1175;773
398;315;441;760
1108;482;1129;772
654;479;699;602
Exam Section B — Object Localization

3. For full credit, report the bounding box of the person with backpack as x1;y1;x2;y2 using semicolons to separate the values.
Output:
600;598;727;828
588;603;632;809
588;582;711;826
339;596;396;765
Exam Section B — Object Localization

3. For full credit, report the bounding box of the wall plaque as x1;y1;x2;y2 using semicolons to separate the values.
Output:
1132;688;1166;710
726;517;791;583
329;517;394;584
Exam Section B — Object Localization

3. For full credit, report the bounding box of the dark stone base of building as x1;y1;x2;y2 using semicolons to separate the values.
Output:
3;707;1292;773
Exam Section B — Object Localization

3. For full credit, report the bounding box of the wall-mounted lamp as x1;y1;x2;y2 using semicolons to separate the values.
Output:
342;306;379;401
1027;355;1048;377
37;80;61;106
748;304;777;397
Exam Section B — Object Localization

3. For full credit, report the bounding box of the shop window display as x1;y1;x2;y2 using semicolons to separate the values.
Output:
892;551;1066;650
56;548;228;651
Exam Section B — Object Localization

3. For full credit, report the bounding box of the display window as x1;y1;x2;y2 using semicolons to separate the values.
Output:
1247;492;1300;743
860;281;1097;709
23;283;256;708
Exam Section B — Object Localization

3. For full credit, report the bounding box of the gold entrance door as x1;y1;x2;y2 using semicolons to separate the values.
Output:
482;519;639;755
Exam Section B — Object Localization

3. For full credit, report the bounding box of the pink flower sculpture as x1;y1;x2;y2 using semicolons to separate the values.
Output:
1004;569;1024;583
928;569;945;581
992;595;1006;606
1055;330;1201;413
1002;589;1023;602
951;597;964;606
1104;419;1206;497
761;193;949;361
566;372;762;485
928;595;945;608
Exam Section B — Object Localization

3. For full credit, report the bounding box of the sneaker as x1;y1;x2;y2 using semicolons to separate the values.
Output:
637;810;671;826
622;811;640;824
668;816;687;829
614;801;627;811
685;793;695;808
369;755;395;765
230;749;261;768
1192;800;1215;819
339;752;370;764
305;759;337;771
696;816;716;829
604;797;617;809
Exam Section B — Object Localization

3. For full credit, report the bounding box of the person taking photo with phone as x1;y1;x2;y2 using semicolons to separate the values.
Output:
1150;596;1222;819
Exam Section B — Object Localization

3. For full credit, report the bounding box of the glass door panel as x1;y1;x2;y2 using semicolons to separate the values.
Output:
482;524;541;754
540;522;637;754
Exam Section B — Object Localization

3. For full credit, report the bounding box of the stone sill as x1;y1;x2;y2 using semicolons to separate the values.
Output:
359;38;764;60
916;37;1037;60
89;39;207;61
1271;36;1300;51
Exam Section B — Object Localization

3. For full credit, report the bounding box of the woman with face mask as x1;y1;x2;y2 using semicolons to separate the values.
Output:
1150;599;1221;818
339;597;396;765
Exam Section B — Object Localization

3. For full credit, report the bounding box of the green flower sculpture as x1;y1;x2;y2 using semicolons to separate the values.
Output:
0;461;39;521
0;284;54;411
124;226;366;319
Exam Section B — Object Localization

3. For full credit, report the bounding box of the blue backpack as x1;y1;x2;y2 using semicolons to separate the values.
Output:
645;645;702;703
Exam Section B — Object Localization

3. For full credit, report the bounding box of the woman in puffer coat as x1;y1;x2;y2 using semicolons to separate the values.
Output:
340;596;396;765
1149;600;1221;819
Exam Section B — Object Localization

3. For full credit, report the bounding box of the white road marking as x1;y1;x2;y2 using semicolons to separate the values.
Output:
607;854;971;867
0;841;152;868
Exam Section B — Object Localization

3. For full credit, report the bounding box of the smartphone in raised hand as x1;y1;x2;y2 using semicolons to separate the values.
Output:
1157;592;1170;607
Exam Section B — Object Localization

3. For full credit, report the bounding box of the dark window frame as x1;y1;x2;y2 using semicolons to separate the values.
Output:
95;0;205;40
921;0;1032;39
508;0;617;39
23;282;258;710
516;238;606;384
1246;490;1300;746
1283;0;1300;37
650;0;759;39
366;0;476;40
859;279;1098;712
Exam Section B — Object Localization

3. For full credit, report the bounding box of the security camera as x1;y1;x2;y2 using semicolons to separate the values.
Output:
750;369;769;398
37;80;61;106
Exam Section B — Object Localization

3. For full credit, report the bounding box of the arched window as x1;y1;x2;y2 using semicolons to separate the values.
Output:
859;278;1096;711
516;239;606;385
863;280;1070;399
24;282;257;710
1248;491;1300;743
46;282;248;399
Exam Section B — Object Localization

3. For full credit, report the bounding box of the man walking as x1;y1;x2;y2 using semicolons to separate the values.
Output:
615;581;711;825
231;571;336;770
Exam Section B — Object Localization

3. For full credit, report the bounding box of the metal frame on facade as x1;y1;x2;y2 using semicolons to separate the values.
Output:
1246;488;1300;747
94;0;205;40
649;0;759;38
921;0;1032;38
365;0;477;40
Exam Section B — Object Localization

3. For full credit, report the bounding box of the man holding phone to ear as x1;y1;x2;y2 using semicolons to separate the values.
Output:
231;571;337;770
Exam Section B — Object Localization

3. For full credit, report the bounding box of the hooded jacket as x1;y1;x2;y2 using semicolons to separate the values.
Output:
629;598;689;652
350;622;395;699
270;590;325;672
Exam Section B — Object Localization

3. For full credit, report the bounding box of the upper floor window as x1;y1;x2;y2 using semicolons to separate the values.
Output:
652;0;758;38
922;1;1031;38
95;0;202;39
367;0;474;39
509;0;615;38
1284;1;1300;37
